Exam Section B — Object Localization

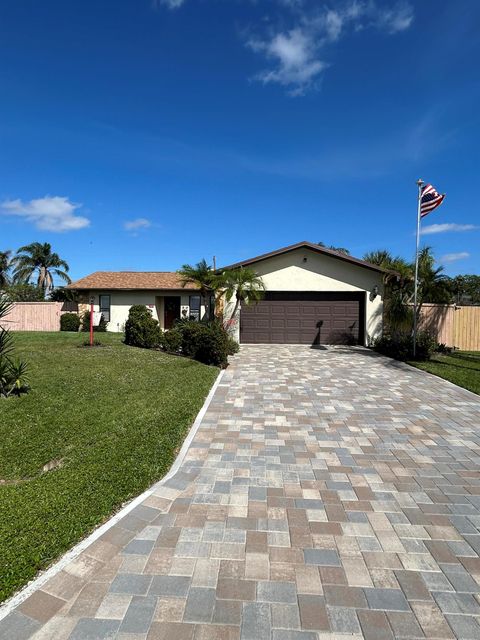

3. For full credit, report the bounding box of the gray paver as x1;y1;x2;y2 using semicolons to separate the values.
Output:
69;617;120;639
2;345;480;640
0;612;40;640
364;588;410;612
118;596;157;633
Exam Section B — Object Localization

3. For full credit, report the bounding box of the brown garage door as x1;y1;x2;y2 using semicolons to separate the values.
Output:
240;292;364;345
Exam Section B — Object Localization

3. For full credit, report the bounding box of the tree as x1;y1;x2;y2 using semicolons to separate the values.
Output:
49;287;78;302
11;242;71;296
177;259;215;320
216;267;265;323
363;247;452;333
449;274;480;305
4;283;44;302
318;242;350;255
415;246;452;316
0;250;12;289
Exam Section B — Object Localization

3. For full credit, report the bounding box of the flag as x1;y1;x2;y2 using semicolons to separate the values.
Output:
420;183;445;217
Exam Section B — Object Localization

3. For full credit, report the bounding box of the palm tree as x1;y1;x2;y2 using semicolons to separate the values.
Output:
318;242;350;255
415;246;452;317
216;267;265;323
12;242;71;295
0;250;12;289
177;259;215;320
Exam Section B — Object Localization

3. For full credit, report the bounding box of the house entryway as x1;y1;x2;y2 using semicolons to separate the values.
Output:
164;296;180;329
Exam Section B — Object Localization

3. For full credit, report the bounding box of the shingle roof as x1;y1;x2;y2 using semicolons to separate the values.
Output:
68;272;198;290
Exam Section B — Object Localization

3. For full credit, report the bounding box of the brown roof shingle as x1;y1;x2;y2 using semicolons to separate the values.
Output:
68;272;198;290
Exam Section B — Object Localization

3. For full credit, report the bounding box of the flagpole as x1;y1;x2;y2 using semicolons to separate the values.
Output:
413;178;424;358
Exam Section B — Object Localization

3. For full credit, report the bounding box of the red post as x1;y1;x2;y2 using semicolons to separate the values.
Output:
90;298;94;346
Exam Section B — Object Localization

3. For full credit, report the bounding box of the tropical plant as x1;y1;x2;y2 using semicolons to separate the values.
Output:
449;274;480;305
215;267;265;323
12;242;71;296
3;283;45;302
364;247;452;334
49;287;78;302
415;247;452;317
177;259;215;320
0;299;29;397
318;242;350;255
0;250;12;289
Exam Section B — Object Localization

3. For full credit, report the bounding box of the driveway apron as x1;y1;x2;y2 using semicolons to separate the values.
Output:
1;345;480;640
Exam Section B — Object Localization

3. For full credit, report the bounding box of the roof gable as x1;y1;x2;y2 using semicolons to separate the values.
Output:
219;241;387;274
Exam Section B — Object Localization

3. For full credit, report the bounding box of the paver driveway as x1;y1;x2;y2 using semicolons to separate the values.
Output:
1;345;480;640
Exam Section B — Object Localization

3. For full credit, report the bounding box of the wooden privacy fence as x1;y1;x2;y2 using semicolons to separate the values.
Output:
1;302;78;332
419;303;480;351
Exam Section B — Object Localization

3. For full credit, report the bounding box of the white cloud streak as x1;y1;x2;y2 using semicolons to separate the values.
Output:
246;1;415;95
152;0;185;9
421;223;478;235
123;217;152;231
0;196;90;232
440;252;470;264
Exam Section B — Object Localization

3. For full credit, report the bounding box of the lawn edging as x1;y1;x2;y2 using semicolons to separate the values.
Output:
407;359;480;398
0;367;225;622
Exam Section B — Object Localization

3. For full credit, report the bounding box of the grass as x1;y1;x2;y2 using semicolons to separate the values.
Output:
0;332;218;602
409;350;480;395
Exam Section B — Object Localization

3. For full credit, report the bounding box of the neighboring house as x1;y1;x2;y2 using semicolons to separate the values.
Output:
67;272;211;332
68;241;387;345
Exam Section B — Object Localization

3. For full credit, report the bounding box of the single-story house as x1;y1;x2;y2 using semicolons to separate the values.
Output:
68;241;387;345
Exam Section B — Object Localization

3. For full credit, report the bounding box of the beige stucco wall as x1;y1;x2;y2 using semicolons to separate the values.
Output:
86;290;207;332
223;248;384;345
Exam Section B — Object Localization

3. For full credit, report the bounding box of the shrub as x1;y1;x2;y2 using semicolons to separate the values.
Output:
60;313;81;332
124;305;161;349
160;328;182;353
0;299;29;397
373;330;436;361
436;343;453;355
173;320;239;368
81;310;107;332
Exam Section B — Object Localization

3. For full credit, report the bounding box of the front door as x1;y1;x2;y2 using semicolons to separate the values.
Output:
164;296;180;329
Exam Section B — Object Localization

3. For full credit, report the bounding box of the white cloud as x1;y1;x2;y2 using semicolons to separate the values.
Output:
152;0;185;9
440;252;470;264
0;196;90;232
246;1;414;95
248;28;327;96
374;1;414;33
421;223;478;235
123;217;152;232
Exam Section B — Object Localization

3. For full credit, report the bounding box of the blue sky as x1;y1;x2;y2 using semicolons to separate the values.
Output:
1;0;479;283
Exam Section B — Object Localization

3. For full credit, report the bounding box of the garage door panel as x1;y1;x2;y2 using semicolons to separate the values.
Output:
240;292;364;345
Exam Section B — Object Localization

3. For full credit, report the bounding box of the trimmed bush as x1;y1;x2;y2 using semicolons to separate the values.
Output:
124;305;161;349
160;328;182;353
174;320;239;368
60;313;81;332
373;330;436;362
81;310;107;332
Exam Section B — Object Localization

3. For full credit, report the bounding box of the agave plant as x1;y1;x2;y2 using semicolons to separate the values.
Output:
0;298;29;397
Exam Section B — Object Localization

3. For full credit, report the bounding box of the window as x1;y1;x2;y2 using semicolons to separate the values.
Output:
189;295;201;321
99;295;111;322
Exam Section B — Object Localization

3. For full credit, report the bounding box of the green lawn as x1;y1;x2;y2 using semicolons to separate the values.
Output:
409;351;480;395
0;332;218;602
